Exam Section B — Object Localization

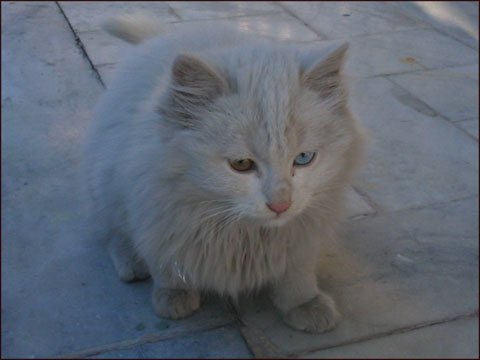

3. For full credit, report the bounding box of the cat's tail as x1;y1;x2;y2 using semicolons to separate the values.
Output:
102;13;163;44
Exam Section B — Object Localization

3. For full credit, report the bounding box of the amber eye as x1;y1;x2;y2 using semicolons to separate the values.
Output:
230;159;255;172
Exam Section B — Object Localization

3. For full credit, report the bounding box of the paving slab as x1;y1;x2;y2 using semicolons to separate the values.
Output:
187;12;320;42
389;64;479;122
303;316;479;359
69;29;130;70
341;28;478;78
390;1;479;49
1;2;234;358
59;1;179;33
349;76;478;211
89;326;252;359
237;196;478;356
281;1;429;39
2;2;101;202
95;62;120;86
166;1;281;21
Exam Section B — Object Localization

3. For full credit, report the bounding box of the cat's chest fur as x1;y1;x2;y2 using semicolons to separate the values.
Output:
147;215;293;297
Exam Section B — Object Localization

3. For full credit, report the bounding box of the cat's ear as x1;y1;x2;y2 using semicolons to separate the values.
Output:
162;54;229;128
300;42;349;107
172;54;228;105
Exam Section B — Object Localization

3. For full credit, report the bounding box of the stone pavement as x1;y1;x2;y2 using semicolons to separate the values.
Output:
2;1;478;358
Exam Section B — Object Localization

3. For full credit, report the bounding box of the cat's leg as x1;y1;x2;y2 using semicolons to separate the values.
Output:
151;269;201;320
270;243;340;333
107;231;150;282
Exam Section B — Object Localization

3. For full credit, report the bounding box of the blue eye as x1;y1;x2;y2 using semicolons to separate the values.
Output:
294;151;315;166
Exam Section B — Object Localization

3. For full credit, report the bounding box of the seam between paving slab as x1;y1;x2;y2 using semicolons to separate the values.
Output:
275;2;328;40
165;3;182;21
383;1;478;51
54;318;238;359
371;61;480;79
458;116;480;124
290;310;479;358
351;194;479;223
351;186;380;215
448;120;479;142
55;1;105;89
341;26;478;53
384;76;439;116
385;76;479;143
239;324;287;358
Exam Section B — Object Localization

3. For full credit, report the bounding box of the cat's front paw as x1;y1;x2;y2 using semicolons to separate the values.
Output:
282;292;340;333
116;259;150;282
152;288;201;320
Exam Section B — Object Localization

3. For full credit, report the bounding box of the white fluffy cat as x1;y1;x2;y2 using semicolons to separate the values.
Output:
83;15;366;333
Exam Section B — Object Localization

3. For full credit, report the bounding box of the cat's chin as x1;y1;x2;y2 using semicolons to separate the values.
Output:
234;214;294;229
261;214;295;228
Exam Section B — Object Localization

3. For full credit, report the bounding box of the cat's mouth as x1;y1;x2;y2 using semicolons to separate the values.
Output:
264;212;295;227
241;212;292;228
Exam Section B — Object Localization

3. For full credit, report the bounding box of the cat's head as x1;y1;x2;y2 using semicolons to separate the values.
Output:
158;42;364;227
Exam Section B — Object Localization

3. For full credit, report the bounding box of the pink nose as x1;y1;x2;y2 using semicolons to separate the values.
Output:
267;202;291;215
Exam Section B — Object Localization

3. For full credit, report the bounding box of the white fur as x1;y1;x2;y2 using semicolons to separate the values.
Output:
83;17;366;332
102;13;163;44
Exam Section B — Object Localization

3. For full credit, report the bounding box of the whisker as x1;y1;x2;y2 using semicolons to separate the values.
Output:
200;206;234;221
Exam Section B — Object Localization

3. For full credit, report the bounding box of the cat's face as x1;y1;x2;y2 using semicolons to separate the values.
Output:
161;44;356;227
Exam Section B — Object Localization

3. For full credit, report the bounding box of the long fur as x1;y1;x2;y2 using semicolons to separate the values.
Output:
83;17;366;330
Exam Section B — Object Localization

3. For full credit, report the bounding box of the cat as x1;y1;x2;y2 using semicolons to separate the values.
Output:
82;14;366;333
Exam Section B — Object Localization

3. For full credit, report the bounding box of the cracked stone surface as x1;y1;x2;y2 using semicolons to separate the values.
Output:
304;316;479;358
2;1;478;358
